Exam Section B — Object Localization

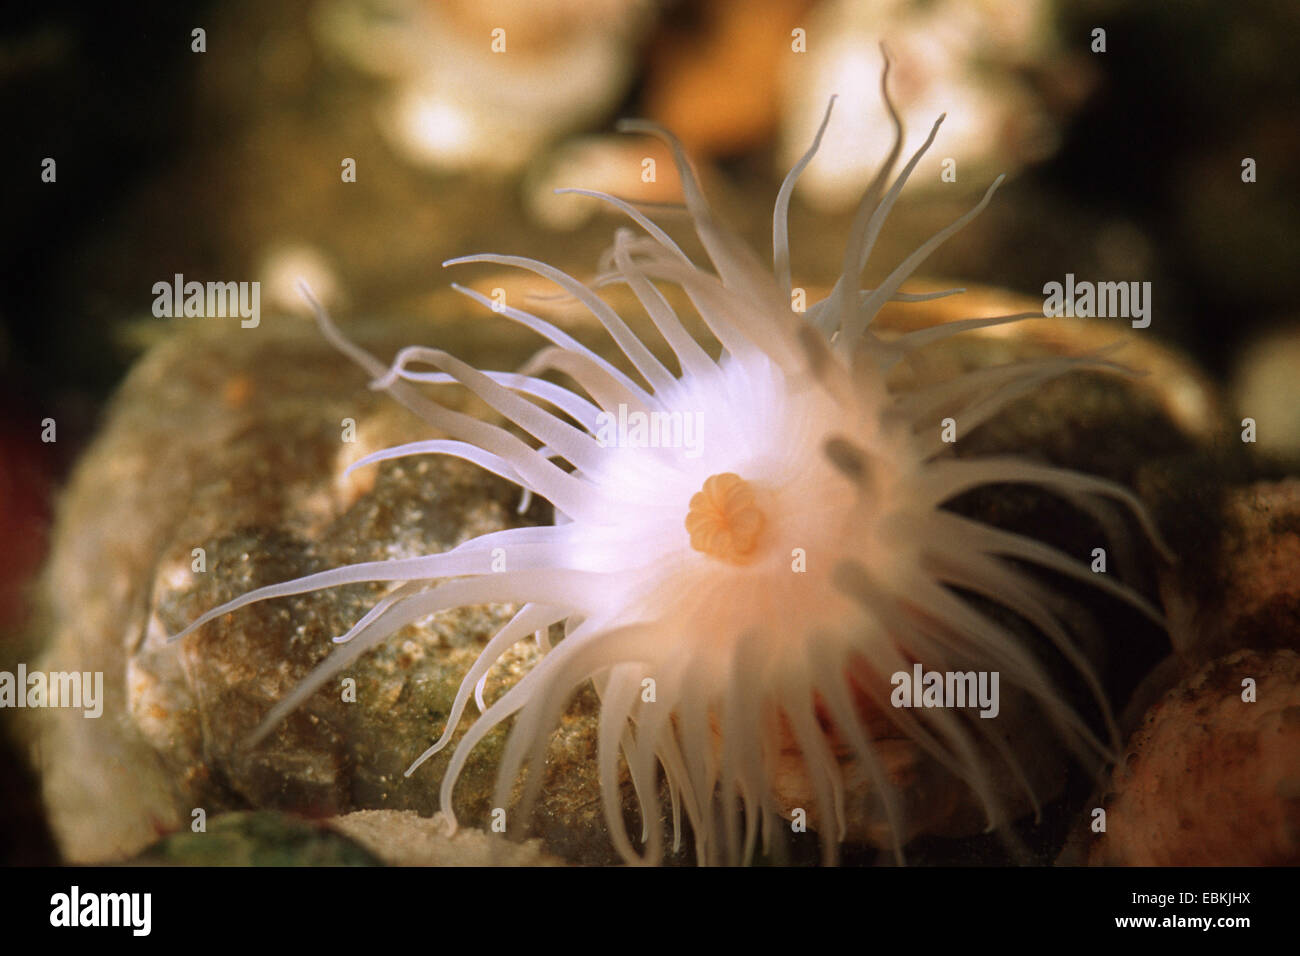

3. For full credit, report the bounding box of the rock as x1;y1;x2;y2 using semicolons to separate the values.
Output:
130;806;565;866
325;809;562;866
1086;648;1300;866
131;809;383;866
20;311;627;864
1230;323;1300;465
1157;479;1300;668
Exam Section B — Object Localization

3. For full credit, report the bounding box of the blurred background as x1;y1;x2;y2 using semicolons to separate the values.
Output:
1;0;1298;863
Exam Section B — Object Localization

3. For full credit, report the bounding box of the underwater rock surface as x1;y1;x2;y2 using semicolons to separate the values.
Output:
325;809;561;866
1159;479;1300;667
128;808;560;866
24;288;1223;864
24;311;628;864
1088;648;1300;866
131;809;384;866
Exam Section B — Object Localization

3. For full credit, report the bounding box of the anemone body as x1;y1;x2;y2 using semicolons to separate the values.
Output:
173;72;1163;865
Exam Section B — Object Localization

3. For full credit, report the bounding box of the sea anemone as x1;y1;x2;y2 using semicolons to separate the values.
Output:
171;61;1165;865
